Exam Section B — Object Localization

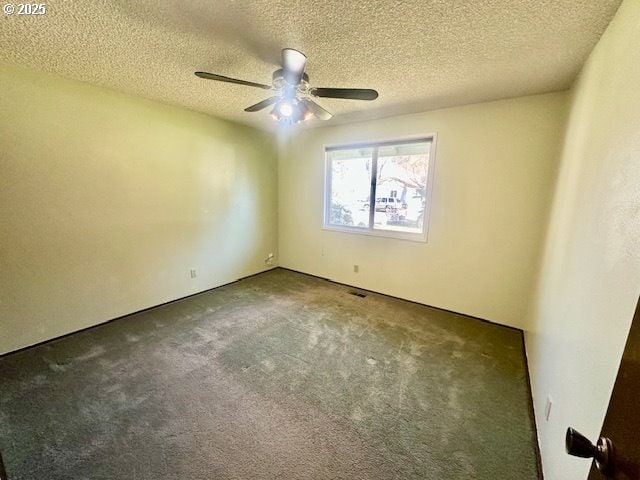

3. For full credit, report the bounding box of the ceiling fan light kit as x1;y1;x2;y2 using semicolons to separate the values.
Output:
270;98;308;124
195;48;379;124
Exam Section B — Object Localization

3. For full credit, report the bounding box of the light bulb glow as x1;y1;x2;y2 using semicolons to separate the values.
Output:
279;102;293;117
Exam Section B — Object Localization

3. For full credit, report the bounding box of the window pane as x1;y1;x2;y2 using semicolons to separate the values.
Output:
373;141;430;234
327;147;373;228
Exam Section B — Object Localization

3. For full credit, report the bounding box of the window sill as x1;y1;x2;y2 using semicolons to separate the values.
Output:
322;224;428;243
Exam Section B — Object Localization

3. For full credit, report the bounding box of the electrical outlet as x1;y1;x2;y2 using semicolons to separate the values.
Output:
265;253;275;266
353;265;359;273
544;396;553;421
190;269;197;278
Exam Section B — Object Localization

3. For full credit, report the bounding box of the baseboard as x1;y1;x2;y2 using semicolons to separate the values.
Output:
0;266;279;359
275;266;524;333
521;333;545;479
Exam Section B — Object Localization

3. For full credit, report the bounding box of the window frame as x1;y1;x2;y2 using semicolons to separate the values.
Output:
322;134;437;243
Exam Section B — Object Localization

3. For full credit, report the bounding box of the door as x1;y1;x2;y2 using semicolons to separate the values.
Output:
587;294;640;479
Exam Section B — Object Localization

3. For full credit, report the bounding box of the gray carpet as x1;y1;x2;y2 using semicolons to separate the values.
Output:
0;268;539;479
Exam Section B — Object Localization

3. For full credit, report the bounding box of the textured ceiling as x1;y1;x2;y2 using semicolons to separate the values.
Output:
1;0;622;131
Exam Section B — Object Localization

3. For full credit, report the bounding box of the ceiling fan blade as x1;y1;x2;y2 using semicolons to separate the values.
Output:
311;88;379;101
244;96;280;112
281;48;307;86
302;99;332;120
195;72;273;90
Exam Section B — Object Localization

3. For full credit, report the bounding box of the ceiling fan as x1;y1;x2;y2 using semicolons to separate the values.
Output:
195;49;378;124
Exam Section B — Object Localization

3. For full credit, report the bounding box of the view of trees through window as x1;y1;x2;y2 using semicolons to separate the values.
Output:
325;139;432;239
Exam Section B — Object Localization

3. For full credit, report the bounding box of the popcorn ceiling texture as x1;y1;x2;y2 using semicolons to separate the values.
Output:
0;0;621;130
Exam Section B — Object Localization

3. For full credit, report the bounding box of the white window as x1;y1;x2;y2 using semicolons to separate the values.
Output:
323;137;435;242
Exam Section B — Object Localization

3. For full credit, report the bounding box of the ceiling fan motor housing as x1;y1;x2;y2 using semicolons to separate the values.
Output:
272;69;309;89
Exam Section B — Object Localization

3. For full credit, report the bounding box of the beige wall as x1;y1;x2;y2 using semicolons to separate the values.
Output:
278;93;568;329
0;65;278;355
525;1;640;478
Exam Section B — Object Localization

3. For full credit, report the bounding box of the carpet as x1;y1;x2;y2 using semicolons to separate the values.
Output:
0;268;539;479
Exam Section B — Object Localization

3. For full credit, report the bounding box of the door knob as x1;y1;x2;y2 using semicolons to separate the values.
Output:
566;427;614;476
